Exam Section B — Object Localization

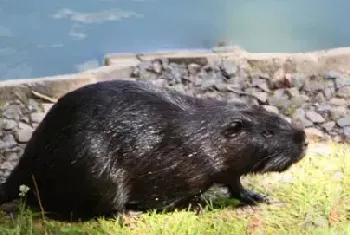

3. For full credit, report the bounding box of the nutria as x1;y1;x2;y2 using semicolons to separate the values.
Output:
0;79;308;221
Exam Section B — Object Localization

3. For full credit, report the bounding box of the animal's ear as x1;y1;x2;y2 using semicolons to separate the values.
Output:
222;118;243;138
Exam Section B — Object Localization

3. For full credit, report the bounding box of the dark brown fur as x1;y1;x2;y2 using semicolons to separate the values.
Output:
0;79;308;221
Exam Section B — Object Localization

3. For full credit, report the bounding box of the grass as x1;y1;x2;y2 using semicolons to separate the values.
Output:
0;142;349;235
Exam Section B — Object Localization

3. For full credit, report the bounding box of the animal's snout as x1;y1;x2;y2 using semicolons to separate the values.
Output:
291;118;309;148
293;129;308;147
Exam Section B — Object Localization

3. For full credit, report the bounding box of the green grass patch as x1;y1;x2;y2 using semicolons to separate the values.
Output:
0;143;349;235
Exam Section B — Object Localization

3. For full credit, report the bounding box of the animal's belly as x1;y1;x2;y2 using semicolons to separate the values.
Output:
126;174;211;211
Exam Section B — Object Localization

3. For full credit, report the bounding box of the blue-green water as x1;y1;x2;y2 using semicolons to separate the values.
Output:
0;0;350;80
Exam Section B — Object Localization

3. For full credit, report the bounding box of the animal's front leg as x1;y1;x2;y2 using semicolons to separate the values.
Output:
226;177;269;205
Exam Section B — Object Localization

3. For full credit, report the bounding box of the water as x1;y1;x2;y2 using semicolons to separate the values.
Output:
1;0;350;80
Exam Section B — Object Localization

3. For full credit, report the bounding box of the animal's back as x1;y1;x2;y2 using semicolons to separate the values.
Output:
0;79;308;221
1;79;199;219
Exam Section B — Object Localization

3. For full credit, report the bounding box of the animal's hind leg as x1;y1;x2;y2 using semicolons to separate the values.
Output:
0;158;34;205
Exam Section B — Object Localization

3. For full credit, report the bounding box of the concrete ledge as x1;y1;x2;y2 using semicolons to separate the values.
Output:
104;46;350;75
0;46;350;104
0;73;97;103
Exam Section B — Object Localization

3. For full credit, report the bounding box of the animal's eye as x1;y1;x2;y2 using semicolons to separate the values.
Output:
223;119;243;138
261;130;274;138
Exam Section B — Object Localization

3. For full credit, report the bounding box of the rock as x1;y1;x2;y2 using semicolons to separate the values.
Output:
292;109;313;127
285;87;300;98
226;83;243;92
324;87;333;99
329;98;348;106
153;78;167;87
335;77;350;88
344;127;350;138
251;76;269;92
317;104;332;114
252;91;267;103
226;92;240;102
315;92;326;103
201;92;219;100
213;83;228;92
305;128;325;140
227;98;243;104
0;119;17;131
242;96;259;105
305;111;325;124
322;121;335;132
304;80;325;93
268;98;292;111
182;76;193;86
0;140;6;150
193;78;202;87
257;73;270;80
2;134;16;149
4;152;19;164
201;65;215;74
271;89;289;99
161;58;169;67
16;122;33;143
185;89;195;97
139;72;158;81
139;60;153;72
220;61;238;76
330;106;347;120
324;71;343;80
2;105;20;120
201;79;217;92
200;69;221;80
286;73;306;89
172;84;186;94
130;66;140;77
262;105;279;114
152;60;162;74
27;99;42;112
290;96;306;108
337;86;350;98
31;112;45;124
0;162;14;171
226;76;247;89
168;65;184;83
270;68;286;89
337;117;350;127
188;64;201;75
187;75;198;85
214;81;230;92
323;81;336;99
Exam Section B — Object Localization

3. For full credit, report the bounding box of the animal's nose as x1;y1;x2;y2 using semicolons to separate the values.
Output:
304;137;309;147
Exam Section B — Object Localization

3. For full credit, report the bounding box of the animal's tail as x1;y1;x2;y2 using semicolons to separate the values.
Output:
0;182;11;205
0;168;25;205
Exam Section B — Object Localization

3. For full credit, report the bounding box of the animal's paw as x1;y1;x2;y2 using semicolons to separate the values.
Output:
239;189;269;205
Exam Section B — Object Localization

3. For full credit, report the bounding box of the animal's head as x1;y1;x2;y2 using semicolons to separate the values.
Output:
212;104;308;175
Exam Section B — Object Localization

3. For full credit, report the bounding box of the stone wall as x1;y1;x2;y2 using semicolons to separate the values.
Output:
0;46;350;183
